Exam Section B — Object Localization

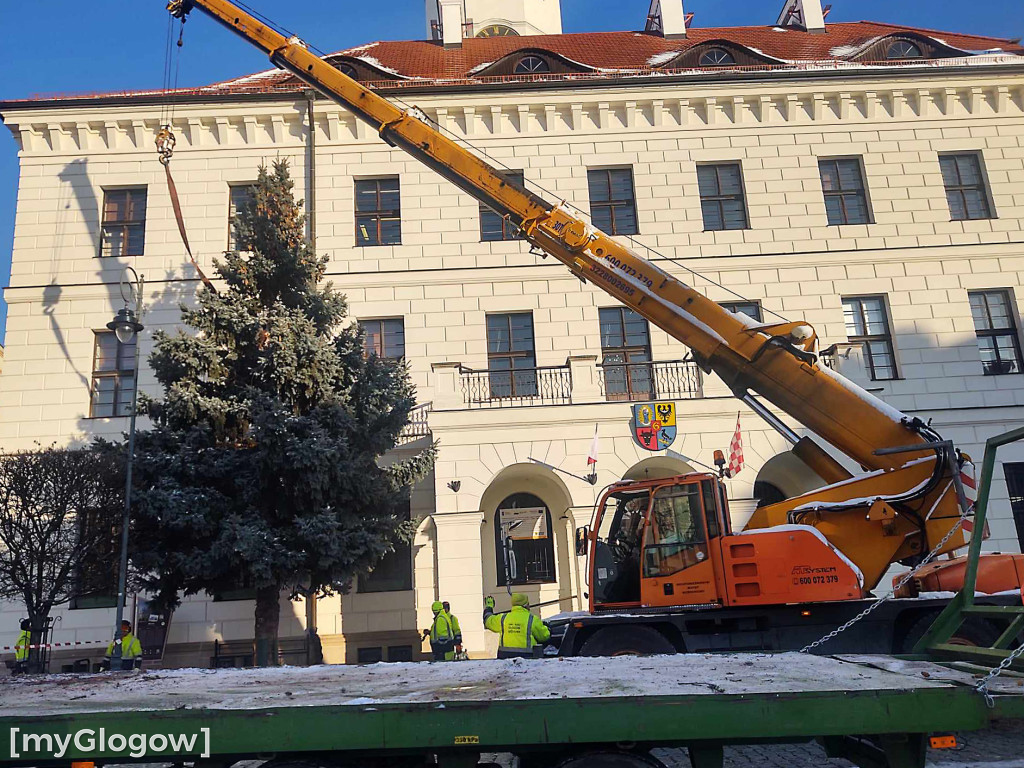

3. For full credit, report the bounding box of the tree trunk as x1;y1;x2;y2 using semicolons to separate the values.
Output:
254;585;281;667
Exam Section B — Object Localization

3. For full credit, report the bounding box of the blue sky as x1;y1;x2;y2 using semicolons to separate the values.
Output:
0;0;1022;340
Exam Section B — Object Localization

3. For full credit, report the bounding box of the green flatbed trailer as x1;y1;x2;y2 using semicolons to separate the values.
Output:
0;651;1020;768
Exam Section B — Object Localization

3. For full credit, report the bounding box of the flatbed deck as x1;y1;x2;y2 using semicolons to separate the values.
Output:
0;653;1020;768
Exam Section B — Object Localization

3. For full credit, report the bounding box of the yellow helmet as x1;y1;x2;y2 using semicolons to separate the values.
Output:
511;593;529;608
431;601;444;613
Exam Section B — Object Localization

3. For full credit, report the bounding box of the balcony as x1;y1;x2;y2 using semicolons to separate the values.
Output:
431;357;703;410
598;359;703;402
459;365;573;408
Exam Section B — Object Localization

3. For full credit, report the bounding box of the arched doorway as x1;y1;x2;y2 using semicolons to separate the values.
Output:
622;455;696;481
493;492;556;587
753;451;827;507
479;464;575;611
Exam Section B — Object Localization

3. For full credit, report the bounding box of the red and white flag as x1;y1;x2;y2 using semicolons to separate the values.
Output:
728;413;744;477
587;425;600;466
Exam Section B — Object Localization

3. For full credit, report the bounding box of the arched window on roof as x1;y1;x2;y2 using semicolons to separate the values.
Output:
698;48;736;67
336;62;359;78
886;40;923;59
514;55;551;75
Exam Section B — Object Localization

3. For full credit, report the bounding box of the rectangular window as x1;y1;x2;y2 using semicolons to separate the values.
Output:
720;301;763;322
387;645;414;662
588;168;639;236
89;331;137;418
939;154;993;221
599;307;653;401
842;296;898;381
1003;463;1024;551
100;188;147;258
487;313;537;398
969;290;1022;375
355;177;401;246
357;647;383;664
227;184;256;251
70;508;118;609
697;164;748;231
819;158;871;226
360;503;413;593
481;170;524;242
362;318;405;360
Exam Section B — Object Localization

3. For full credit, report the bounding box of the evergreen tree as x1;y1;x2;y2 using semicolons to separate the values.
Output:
130;160;434;665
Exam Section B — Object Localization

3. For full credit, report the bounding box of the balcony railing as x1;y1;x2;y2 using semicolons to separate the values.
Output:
598;359;703;402
460;365;573;408
398;402;432;444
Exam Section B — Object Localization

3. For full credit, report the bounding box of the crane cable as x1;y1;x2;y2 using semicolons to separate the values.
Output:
157;16;217;293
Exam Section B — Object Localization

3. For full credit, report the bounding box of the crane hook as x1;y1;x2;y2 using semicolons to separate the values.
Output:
155;125;176;166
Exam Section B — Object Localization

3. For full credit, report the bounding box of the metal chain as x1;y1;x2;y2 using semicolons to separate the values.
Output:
976;640;1024;708
800;513;968;653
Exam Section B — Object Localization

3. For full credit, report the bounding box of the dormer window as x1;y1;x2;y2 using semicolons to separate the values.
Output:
336;62;359;78
699;48;736;67
514;55;551;74
886;40;923;59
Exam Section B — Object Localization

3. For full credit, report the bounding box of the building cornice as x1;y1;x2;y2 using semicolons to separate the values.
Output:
3;68;1024;158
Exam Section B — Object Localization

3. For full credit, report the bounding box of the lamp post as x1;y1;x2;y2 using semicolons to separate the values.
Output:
106;267;144;671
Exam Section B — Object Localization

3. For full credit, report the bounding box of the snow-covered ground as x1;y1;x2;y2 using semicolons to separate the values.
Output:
0;652;972;716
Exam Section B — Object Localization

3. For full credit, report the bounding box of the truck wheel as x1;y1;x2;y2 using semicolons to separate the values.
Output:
555;751;666;768
898;613;1000;653
578;626;676;657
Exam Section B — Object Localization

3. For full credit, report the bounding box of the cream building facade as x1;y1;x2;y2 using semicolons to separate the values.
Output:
1;0;1024;667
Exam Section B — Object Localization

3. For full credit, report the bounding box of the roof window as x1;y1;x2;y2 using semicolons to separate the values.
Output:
699;48;736;67
514;55;551;74
336;62;359;78
885;40;923;59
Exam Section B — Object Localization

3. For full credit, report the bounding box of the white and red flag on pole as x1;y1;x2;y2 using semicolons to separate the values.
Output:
728;413;744;477
587;425;600;466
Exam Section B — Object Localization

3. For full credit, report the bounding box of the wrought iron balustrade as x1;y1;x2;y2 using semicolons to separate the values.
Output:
598;358;703;402
398;402;432;444
460;365;573;408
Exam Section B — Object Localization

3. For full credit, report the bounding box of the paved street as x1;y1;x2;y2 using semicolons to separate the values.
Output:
651;721;1024;767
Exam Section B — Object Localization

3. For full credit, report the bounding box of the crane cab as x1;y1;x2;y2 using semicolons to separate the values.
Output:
578;473;731;613
577;473;866;614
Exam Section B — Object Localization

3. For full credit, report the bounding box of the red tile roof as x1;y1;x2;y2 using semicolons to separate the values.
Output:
201;21;1021;93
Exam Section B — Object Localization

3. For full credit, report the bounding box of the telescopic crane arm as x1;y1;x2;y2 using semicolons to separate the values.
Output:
167;0;972;590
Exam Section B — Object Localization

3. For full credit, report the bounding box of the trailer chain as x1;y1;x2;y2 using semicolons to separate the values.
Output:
799;513;968;654
976;641;1024;708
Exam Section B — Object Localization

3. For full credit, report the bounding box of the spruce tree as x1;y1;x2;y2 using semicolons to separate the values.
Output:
131;160;434;665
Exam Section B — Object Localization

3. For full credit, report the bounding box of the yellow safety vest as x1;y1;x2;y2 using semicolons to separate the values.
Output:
484;606;550;654
106;632;142;660
15;630;30;662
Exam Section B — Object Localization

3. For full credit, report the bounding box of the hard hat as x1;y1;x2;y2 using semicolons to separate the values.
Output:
511;593;529;608
431;601;444;613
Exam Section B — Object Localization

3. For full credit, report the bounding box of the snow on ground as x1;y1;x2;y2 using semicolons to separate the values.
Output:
0;653;955;717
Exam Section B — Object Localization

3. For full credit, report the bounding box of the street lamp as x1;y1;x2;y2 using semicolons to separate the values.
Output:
106;267;144;671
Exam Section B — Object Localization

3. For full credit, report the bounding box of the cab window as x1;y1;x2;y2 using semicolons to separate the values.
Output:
642;484;708;578
592;489;650;604
701;479;720;538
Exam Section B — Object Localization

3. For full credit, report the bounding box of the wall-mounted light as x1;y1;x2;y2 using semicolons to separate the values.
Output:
447;480;461;493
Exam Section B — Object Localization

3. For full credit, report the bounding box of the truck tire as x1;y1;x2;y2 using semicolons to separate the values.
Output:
897;613;1000;653
579;625;677;657
555;751;667;768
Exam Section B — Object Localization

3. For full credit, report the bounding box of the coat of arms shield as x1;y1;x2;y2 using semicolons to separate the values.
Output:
632;401;677;451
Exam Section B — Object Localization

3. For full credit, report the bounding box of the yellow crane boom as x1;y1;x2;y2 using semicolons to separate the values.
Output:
166;0;972;589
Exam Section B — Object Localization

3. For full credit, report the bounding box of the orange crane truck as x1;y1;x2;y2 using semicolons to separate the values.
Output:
167;0;1024;658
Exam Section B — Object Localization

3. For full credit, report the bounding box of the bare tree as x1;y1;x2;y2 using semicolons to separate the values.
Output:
0;446;122;670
